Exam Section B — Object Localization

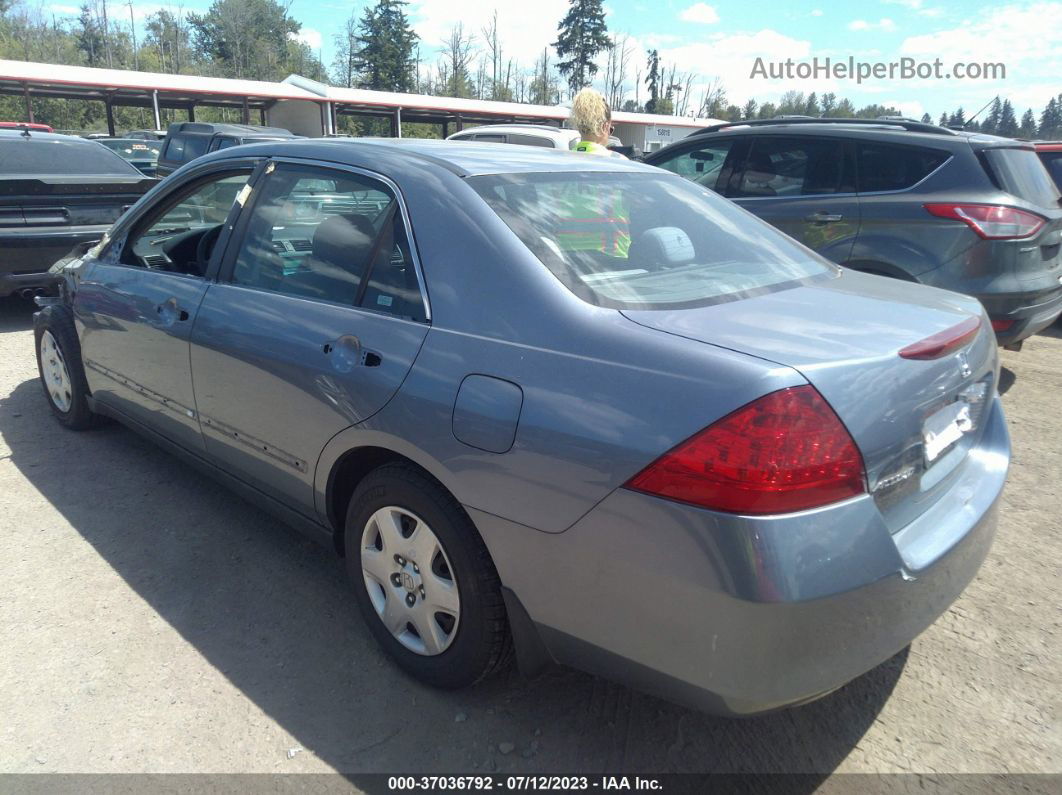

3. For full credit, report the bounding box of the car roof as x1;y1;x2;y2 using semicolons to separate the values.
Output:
682;119;1032;150
0;129;83;143
224;137;655;177
451;124;577;137
168;122;295;136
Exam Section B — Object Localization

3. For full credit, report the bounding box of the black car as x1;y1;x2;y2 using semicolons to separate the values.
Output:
0;129;155;298
156;122;297;177
645;118;1062;348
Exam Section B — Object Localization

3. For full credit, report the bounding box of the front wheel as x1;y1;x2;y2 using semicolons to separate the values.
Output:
34;306;98;430
344;463;512;688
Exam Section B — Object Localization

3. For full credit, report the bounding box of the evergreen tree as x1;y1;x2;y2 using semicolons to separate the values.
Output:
644;49;660;114
757;102;776;119
982;96;1002;134
742;98;757;119
939;112;948;126
1018;108;1037;139
350;0;418;92
834;98;855;118
947;107;966;127
920;112;932;124
75;4;104;66
189;0;303;81
997;99;1018;137
804;91;819;116
820;92;836;116
553;0;611;95
1039;98;1061;138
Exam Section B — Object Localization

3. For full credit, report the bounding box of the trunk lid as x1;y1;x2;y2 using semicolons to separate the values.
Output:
0;176;154;227
622;270;998;531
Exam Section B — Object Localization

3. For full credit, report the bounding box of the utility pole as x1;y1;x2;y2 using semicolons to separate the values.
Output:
127;0;138;71
101;1;113;68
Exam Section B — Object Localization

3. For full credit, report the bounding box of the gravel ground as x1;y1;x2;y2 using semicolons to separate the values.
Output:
0;294;1058;780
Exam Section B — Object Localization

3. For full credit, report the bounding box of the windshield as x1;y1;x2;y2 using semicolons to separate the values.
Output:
468;171;834;309
97;139;161;161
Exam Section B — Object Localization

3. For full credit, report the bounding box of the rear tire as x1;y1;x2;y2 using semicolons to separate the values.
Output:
34;305;98;430
344;463;512;688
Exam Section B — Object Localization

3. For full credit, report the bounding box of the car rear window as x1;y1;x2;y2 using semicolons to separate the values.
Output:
1037;151;1062;192
983;147;1061;207
0;137;140;175
163;133;209;163
469;171;834;310
857;143;949;192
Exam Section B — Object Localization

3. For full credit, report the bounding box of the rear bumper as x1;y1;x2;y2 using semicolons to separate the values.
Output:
474;398;1009;716
975;286;1062;346
0;226;107;296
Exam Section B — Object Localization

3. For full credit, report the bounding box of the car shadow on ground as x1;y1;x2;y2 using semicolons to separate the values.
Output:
0;303;906;783
0;295;35;333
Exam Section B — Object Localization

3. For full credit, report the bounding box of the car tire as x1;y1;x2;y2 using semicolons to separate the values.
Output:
344;463;512;689
34;305;98;431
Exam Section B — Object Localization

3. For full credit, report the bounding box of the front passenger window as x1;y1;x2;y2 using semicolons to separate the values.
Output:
121;172;251;276
653;140;734;191
228;165;425;321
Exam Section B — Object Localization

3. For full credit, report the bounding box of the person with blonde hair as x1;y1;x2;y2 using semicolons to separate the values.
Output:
568;87;626;158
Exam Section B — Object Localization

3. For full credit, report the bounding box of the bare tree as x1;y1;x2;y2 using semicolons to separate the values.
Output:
481;9;502;100
603;33;632;110
440;22;476;98
698;78;727;119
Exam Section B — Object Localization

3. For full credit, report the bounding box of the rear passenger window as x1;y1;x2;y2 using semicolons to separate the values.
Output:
652;140;734;192
732;137;850;198
509;134;555;148
857;144;948;193
229;164;425;321
473;134;507;143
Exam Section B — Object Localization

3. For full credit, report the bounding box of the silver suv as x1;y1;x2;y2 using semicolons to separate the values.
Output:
646;118;1062;348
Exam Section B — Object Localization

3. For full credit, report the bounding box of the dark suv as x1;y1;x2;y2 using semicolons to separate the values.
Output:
645;118;1062;347
157;122;297;177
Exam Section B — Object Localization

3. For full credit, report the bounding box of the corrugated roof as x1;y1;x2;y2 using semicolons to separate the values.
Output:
0;59;723;129
0;59;323;102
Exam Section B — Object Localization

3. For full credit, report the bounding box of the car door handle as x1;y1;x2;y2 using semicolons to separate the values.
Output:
806;212;844;223
155;299;190;323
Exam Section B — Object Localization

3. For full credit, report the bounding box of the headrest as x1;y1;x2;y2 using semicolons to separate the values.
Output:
312;213;375;270
635;227;696;267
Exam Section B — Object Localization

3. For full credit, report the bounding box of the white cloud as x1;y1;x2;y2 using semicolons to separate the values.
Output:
679;3;720;25
883;0;944;16
47;4;80;14
811;9;824;16
900;0;1062;107
410;0;571;66
849;18;897;32
289;28;323;50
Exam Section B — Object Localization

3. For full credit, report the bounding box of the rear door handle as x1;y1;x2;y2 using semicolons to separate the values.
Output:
806;212;844;223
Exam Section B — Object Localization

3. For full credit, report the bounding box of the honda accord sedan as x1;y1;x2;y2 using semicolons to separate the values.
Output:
33;139;1008;715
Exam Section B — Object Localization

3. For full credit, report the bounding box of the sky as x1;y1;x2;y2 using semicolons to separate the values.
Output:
45;0;1062;120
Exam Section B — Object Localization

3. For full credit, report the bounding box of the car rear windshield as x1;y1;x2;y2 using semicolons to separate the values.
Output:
0;137;140;176
468;171;834;309
1038;151;1062;192
983;147;1061;207
97;139;161;160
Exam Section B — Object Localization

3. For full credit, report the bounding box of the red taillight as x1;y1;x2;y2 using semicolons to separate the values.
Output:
625;386;865;515
924;203;1045;240
991;317;1016;332
898;315;981;360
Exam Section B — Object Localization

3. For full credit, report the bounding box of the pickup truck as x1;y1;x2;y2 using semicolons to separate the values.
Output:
0;129;155;298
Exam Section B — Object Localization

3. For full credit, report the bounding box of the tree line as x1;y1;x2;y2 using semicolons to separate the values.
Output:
1;0;1060;141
